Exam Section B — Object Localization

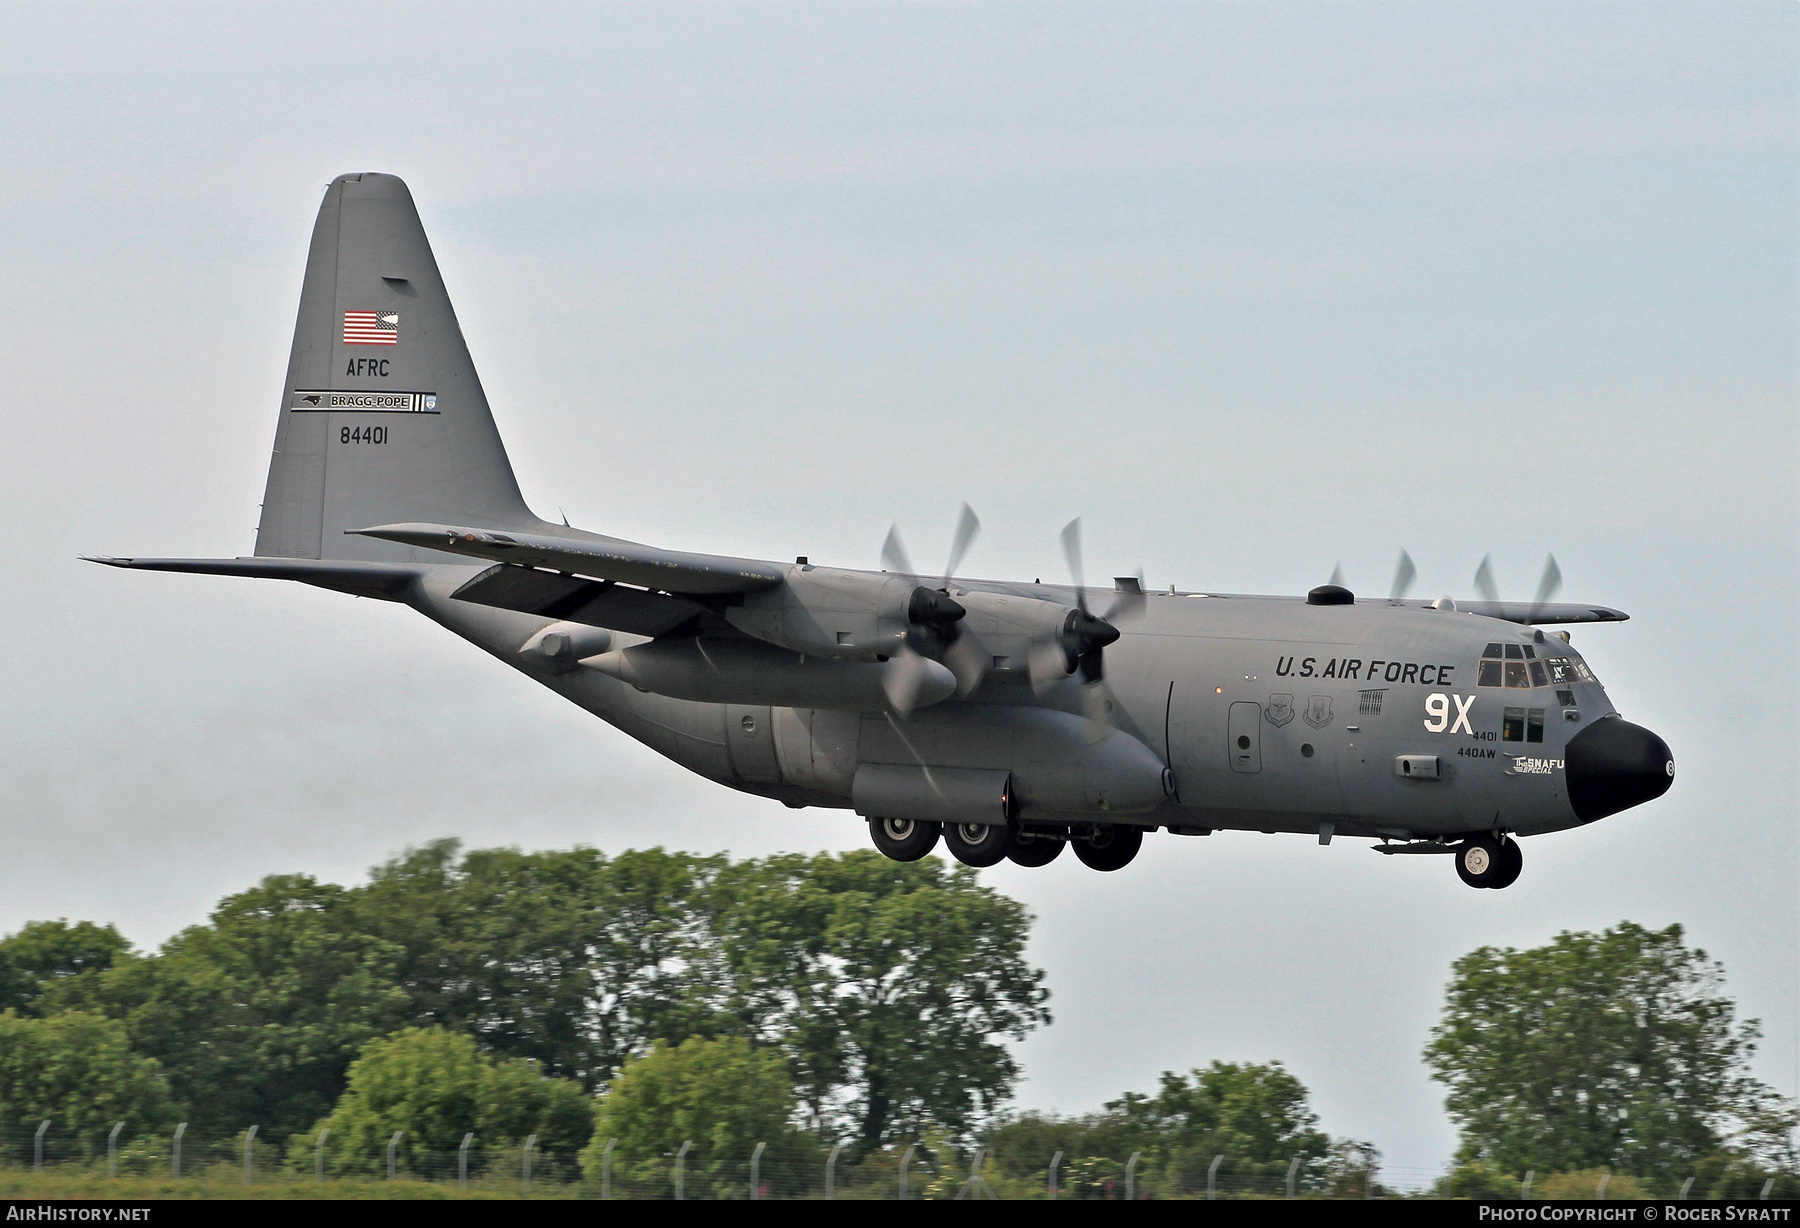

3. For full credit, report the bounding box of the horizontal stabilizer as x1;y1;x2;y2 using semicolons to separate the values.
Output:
352;524;785;596
450;563;705;637
1453;601;1627;625
83;556;418;601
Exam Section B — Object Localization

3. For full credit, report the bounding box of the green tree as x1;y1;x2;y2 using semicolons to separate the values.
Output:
1424;921;1797;1189
0;921;132;1015
350;842;729;1087
47;874;410;1139
298;1027;593;1174
1108;1061;1335;1194
580;1036;815;1197
0;1010;175;1148
710;851;1051;1149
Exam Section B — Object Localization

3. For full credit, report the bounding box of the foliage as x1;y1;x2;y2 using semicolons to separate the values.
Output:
1434;1161;1524;1199
1109;1061;1335;1194
0;1010;175;1147
44;875;411;1140
350;842;729;1090
295;1027;592;1174
580;1036;815;1197
0;922;132;1016
1423;921;1798;1189
1534;1168;1649;1199
709;851;1051;1148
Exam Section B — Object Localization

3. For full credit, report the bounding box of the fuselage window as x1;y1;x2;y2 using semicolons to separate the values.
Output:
1528;660;1549;688
1504;660;1531;688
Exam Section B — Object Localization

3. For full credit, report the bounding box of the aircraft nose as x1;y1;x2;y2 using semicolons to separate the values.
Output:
1565;717;1674;822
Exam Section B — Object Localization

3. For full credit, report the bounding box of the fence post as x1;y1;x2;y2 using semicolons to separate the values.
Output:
1208;1154;1223;1200
1286;1155;1300;1199
1049;1149;1063;1200
33;1120;49;1172
1761;1178;1774;1200
751;1141;766;1200
1523;1170;1535;1199
1596;1169;1610;1199
108;1122;124;1180
523;1133;537;1196
172;1122;186;1179
459;1133;473;1191
900;1144;915;1200
243;1124;257;1185
388;1130;402;1181
675;1139;691;1200
827;1141;843;1199
316;1128;329;1184
602;1138;615;1200
1126;1151;1140;1201
1678;1176;1692;1200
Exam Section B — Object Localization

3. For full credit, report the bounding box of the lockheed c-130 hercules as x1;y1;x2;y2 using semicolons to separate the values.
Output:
90;173;1675;889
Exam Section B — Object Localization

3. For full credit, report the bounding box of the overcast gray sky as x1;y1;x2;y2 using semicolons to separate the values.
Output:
1;1;1793;1184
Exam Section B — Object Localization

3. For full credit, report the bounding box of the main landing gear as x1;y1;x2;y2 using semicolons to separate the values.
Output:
1455;833;1523;890
866;819;1143;872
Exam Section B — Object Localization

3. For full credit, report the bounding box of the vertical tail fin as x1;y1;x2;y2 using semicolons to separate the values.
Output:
256;173;540;562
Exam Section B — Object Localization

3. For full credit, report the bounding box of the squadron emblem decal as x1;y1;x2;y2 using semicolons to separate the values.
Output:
1265;694;1295;728
1303;695;1334;729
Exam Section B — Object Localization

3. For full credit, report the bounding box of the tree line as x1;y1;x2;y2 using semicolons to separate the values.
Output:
0;840;1793;1197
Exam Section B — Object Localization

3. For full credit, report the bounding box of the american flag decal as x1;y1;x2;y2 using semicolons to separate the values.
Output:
343;310;398;345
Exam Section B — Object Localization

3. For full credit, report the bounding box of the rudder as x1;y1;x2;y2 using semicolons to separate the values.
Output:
256;173;540;562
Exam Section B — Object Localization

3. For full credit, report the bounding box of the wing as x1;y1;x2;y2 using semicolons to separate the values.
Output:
82;556;418;601
1452;601;1628;625
351;523;784;595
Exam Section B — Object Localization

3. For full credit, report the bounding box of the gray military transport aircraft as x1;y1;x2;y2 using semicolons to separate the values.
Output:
91;173;1674;889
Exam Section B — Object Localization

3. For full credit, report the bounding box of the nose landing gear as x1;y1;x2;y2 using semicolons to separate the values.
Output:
1455;833;1523;889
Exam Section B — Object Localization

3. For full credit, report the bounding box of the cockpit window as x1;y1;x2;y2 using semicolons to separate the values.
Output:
1480;647;1599;689
1545;656;1597;685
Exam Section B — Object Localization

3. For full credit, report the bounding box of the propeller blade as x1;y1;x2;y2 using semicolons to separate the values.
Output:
1060;518;1087;613
881;524;915;578
1473;555;1501;607
1390;550;1416;604
1329;562;1345;589
881;645;956;716
1527;554;1563;623
1079;679;1114;737
1103;568;1147;622
1028;636;1070;696
942;631;991;698
942;503;980;585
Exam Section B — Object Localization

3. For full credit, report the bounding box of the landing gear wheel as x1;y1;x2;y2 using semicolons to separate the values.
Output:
1488;837;1523;890
1455;834;1507;889
869;817;941;862
1073;824;1142;872
944;822;1011;868
1006;827;1064;868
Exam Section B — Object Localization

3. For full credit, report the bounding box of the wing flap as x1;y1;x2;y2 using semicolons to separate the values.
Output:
352;523;784;596
450;564;705;637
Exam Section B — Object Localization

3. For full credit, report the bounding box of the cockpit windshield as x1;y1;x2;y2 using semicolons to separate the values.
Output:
1477;642;1597;689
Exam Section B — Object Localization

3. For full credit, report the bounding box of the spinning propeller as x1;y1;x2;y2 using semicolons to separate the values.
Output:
1474;553;1563;623
1029;518;1141;729
880;503;986;714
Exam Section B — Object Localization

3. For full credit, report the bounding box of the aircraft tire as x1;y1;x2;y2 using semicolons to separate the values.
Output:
1487;837;1523;890
944;821;1011;868
869;817;941;862
1454;835;1506;889
1072;824;1142;872
1005;827;1065;868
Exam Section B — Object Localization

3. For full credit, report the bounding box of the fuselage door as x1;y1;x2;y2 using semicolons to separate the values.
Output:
1228;701;1263;774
